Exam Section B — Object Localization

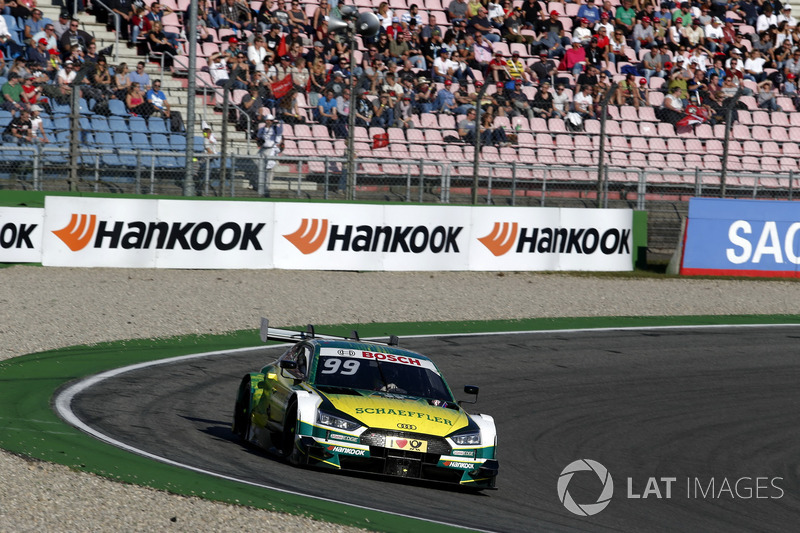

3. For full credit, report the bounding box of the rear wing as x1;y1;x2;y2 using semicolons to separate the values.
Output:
260;318;399;347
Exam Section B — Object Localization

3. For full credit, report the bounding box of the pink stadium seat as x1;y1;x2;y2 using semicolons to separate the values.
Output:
584;119;601;134
667;138;685;152
420;113;439;128
771;111;791;127
573;134;593;149
783;141;800;157
771;126;789;142
548;117;567;132
780;157;799;172
537;148;556;164
518;147;536;164
555;134;575;150
530;117;548;132
535;132;554;148
638;121;657;136
761;156;781;173
604;120;622;135
694;124;713;138
705;139;723;154
732;124;751;140
630;137;649;152
741;155;761;172
648;137;667;152
703;154;722;171
517;132;535;146
620;106;639;121
629;152;647;168
742;140;762;157
777;98;796;112
610;135;629;152
621;121;639;136
685;138;704;155
555;148;574;165
573;149;596;165
511;116;529;131
737;110;754;125
657;122;676;137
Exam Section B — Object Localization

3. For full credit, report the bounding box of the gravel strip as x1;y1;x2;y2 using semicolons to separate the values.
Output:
2;265;800;532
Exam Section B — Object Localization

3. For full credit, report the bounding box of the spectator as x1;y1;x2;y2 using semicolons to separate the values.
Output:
632;16;655;55
53;10;70;39
114;62;132;100
148;21;177;73
608;28;629;64
684;19;705;48
125;82;153;117
1;73;24;112
756;5;778;34
110;0;134;44
502;7;533;47
552;83;570;117
779;5;798;27
287;0;312;35
27;37;50;68
520;0;543;29
317;88;345;137
659;85;685;124
146;2;180;48
488;51;509;82
574;18;593;45
757;80;781;111
239;85;264;134
249;36;270;72
146;79;184;132
371;92;395;128
572;84;595;119
531;81;555;118
220;0;254;33
209;52;246;90
615;0;637;36
29;104;48;143
448;0;469;23
277;87;306;124
744;49;767;82
579;0;601;25
32;22;57;51
129;61;151;89
197;0;223;29
434;78;458;113
469;7;501;43
23;8;46;46
562;39;587;76
2;108;33;143
59;19;94;56
615;73;643;108
354;89;373;126
376;2;393;29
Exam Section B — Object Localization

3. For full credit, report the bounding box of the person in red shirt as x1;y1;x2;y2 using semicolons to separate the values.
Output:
488;51;509;82
561;39;587;76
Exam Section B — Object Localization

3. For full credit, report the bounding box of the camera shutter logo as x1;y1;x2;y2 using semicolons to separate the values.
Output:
558;459;614;516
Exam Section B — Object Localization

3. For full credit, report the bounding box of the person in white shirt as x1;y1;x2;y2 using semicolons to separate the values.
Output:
743;49;767;82
703;17;724;53
756;5;778;33
779;5;798;27
573;18;593;44
572;85;595;118
248;36;269;73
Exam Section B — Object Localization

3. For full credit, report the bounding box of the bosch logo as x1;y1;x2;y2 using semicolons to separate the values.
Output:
558;459;614;516
396;423;417;431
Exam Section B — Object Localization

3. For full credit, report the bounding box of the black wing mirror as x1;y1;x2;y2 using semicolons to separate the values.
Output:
459;385;480;405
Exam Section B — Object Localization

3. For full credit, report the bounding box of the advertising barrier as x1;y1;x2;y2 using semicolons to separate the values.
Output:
2;197;634;271
0;207;44;263
681;198;800;277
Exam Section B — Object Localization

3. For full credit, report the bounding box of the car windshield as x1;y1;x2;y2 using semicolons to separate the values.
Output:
314;355;453;402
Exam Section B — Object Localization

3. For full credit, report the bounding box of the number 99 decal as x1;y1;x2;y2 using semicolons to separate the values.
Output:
397;423;417;430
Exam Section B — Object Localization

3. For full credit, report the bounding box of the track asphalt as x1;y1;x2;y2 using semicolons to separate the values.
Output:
64;325;800;533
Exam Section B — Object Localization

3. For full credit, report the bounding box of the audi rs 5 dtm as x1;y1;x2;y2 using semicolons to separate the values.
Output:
232;319;499;489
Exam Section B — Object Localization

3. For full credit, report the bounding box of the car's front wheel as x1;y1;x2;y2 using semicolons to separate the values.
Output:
232;377;252;441
280;400;299;462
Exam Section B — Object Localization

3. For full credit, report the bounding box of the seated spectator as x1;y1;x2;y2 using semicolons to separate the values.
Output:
552;83;570;117
2;109;33;143
757;80;781;112
146;79;184;132
287;0;312;35
59;19;94;57
197;0;223;29
125;82;154;117
317;88;346;138
1;73;25;113
147;21;177;73
615;73;643;108
572;84;595;119
209;52;246;90
468;7;501;43
23;8;47;46
562;40;587;76
394;94;415;129
531;81;556;119
277;87;306;124
503;8;532;47
219;0;254;33
632;16;655;55
371;92;395;128
659;85;685;124
433;79;458;113
32;22;57;51
642;44;670;81
609;29;628;64
29;104;48;143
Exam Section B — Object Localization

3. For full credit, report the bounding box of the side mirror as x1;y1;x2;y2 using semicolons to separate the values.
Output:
279;359;298;378
459;385;480;405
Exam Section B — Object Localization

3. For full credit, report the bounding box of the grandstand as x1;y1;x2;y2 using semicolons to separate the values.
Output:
1;0;800;202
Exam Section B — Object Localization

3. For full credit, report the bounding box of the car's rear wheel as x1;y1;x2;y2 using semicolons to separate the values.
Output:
232;377;251;441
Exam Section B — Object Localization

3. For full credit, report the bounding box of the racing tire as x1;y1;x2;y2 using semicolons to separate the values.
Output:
232;377;251;442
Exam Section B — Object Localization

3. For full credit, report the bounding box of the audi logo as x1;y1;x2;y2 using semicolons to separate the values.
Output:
397;423;417;430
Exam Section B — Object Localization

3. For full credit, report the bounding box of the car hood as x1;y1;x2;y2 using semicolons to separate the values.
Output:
323;392;471;436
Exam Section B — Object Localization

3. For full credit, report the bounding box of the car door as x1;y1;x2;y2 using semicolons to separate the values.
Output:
267;342;313;426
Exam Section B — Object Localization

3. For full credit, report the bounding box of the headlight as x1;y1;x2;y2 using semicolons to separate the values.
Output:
317;410;361;431
451;432;481;446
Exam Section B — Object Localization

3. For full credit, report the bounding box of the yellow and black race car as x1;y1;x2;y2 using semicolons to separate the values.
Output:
232;319;499;489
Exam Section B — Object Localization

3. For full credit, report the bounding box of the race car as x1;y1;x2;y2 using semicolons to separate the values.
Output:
232;319;499;489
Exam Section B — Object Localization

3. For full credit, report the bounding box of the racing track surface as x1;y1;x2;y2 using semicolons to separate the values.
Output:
69;327;800;532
